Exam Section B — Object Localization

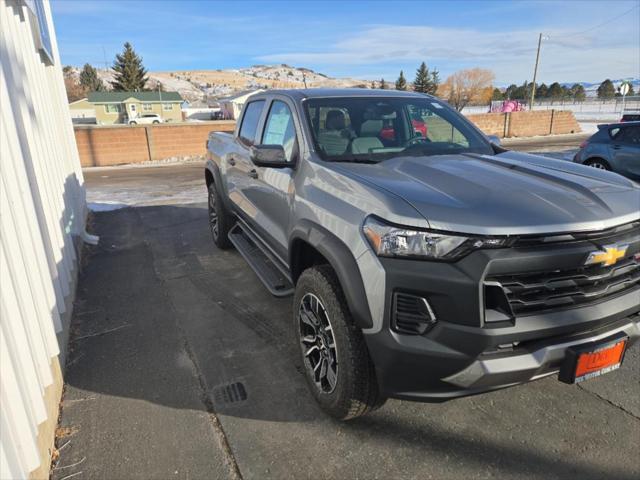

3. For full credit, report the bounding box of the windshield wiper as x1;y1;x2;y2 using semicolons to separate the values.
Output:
330;156;379;164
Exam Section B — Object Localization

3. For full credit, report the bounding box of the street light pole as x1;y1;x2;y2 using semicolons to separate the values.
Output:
529;32;543;110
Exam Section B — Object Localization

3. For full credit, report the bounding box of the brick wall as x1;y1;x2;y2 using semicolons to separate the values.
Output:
467;113;507;137
75;112;581;167
75;121;236;167
467;110;581;138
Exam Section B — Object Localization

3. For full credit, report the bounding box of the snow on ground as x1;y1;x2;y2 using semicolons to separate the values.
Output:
578;122;600;135
87;183;206;211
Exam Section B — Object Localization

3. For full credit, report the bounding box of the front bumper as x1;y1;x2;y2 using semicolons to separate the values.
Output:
365;293;639;401
363;228;640;401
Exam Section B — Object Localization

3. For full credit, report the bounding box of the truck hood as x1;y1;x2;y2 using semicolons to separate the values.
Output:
333;151;640;235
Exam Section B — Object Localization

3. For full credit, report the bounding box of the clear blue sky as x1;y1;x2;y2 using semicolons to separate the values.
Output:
51;0;640;85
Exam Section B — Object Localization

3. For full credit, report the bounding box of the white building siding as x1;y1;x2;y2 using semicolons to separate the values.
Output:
1;1;86;478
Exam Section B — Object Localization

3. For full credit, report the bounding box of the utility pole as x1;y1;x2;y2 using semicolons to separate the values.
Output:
529;33;543;110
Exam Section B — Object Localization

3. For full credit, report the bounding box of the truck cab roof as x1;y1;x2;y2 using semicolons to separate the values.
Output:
250;88;435;101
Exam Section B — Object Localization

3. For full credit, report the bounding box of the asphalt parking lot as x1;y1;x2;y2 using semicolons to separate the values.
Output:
54;150;639;480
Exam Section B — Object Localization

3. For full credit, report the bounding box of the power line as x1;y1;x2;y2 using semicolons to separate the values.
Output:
554;4;639;38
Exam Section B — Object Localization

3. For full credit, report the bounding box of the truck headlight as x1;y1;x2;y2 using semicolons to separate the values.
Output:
363;217;509;260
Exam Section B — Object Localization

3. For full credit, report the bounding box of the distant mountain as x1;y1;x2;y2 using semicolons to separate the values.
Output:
66;64;370;103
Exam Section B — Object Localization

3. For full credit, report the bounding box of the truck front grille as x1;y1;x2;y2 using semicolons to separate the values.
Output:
486;255;640;316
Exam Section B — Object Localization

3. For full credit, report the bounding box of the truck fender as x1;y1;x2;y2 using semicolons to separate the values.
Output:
204;160;234;211
289;220;373;329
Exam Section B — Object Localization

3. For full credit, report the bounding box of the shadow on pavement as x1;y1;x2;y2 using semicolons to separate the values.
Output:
58;203;640;480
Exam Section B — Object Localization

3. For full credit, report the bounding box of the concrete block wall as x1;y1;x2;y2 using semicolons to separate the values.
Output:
75;121;236;167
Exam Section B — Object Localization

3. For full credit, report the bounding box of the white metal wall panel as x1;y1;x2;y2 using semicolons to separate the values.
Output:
1;0;87;478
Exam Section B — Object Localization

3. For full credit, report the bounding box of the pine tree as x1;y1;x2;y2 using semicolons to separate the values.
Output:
395;70;407;91
570;84;586;101
504;84;518;99
379;78;387;90
491;88;504;101
79;63;105;92
111;42;149;91
597;79;615;99
548;82;563;99
413;62;431;93
536;83;548;98
428;68;440;95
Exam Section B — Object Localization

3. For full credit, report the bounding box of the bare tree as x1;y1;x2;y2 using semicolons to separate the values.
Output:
438;68;495;111
64;76;87;102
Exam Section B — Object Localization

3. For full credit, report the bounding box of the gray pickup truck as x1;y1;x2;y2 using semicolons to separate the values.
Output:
205;89;640;420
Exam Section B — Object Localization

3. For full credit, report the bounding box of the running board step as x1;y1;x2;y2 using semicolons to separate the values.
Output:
228;224;294;297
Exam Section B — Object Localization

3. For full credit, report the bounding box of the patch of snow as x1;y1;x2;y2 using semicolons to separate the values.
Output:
88;202;128;212
578;122;601;135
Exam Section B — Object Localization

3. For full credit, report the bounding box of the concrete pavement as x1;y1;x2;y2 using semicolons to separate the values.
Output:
54;198;639;479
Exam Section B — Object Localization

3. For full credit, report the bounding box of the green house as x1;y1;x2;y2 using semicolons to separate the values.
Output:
71;91;184;125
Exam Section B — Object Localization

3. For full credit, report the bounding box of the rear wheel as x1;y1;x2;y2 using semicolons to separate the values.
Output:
207;182;233;249
129;121;137;125
294;265;385;420
152;120;160;124
585;158;611;170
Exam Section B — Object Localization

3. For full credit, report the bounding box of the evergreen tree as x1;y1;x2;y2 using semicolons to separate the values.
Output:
547;82;564;99
395;70;407;91
536;83;548;98
111;42;149;91
379;78;387;90
413;62;431;93
504;84;518;99
370;80;376;89
597;79;615;99
428;68;440;95
491;88;504;101
570;84;586;101
79;63;105;92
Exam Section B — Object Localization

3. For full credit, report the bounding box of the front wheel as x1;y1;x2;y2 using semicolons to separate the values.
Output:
129;121;137;125
152;120;160;124
293;265;385;420
207;182;233;249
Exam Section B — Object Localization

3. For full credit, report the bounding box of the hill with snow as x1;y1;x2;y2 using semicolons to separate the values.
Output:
68;64;369;103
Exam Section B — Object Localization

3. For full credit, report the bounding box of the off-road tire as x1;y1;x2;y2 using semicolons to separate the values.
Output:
208;182;233;249
294;265;385;420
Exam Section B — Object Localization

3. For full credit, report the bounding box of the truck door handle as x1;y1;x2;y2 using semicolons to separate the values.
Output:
248;169;258;179
228;157;236;166
612;145;622;150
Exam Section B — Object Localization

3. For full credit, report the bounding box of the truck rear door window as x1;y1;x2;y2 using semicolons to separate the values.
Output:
239;100;265;146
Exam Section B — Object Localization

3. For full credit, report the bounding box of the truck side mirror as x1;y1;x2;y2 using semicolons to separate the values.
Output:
250;145;290;168
487;135;501;146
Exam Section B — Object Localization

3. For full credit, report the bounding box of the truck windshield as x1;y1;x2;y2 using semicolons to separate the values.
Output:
304;97;493;162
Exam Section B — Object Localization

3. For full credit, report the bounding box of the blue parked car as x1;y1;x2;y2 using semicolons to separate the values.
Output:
573;121;640;181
